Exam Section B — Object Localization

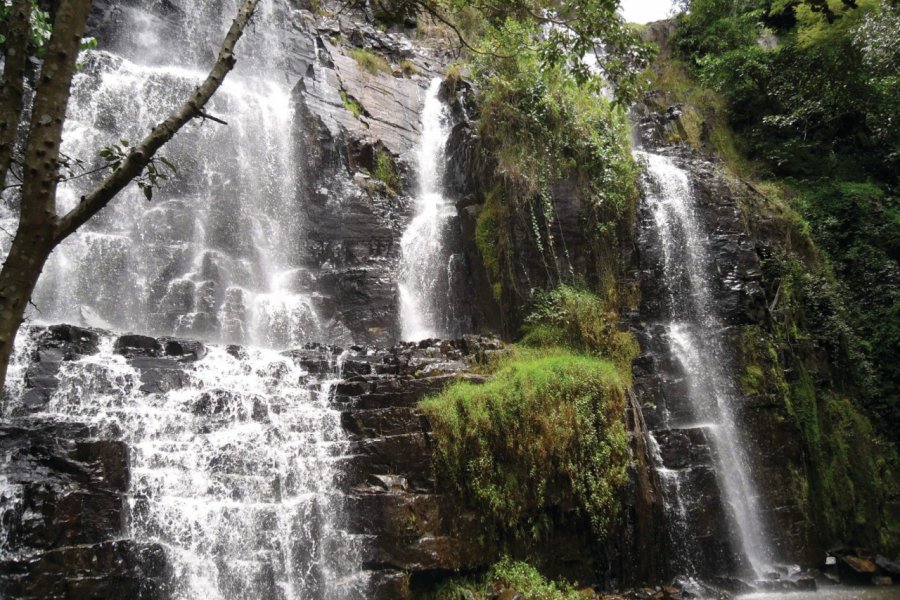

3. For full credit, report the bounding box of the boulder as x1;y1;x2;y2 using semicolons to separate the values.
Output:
114;334;163;358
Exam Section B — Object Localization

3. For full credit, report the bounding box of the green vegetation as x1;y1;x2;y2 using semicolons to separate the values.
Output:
345;0;653;104
372;147;402;192
466;21;640;315
433;558;581;600
0;0;96;52
473;185;509;302
340;90;364;118
664;0;900;554
739;318;899;552
420;285;635;557
675;0;897;181
421;350;629;538
670;0;899;440
398;58;419;76
522;285;639;380
348;47;392;75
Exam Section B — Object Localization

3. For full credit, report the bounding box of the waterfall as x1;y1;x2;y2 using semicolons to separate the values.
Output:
3;328;368;599
398;78;456;341
5;0;320;348
1;1;370;597
636;150;772;577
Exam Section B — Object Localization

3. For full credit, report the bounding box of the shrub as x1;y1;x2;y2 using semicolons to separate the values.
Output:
420;351;630;538
522;286;639;382
433;558;580;600
373;148;402;192
399;58;419;76
472;21;637;214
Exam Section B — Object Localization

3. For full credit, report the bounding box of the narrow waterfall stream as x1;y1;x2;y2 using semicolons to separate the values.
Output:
398;78;456;341
635;150;773;578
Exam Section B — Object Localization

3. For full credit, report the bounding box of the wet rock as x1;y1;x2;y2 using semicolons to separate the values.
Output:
876;554;900;576
0;540;171;600
129;357;188;394
35;324;101;359
161;338;207;362
796;575;817;591
226;344;247;360
114;334;163;358
0;417;169;599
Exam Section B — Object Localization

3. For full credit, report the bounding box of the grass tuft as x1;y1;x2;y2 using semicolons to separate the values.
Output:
348;47;391;75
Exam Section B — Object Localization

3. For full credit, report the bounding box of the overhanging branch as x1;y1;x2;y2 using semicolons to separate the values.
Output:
53;0;260;244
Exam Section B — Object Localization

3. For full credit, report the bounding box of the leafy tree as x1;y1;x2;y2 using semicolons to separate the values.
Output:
0;0;261;392
670;0;900;436
342;0;654;103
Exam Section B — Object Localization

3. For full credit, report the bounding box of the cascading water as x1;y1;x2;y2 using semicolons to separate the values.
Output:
1;1;370;597
5;330;367;599
398;78;456;341
5;0;320;348
636;150;772;578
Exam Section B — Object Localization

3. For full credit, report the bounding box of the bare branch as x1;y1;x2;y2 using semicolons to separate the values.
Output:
197;110;229;125
54;0;261;244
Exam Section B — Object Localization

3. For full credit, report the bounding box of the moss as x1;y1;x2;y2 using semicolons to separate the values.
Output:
475;185;510;301
738;317;899;554
340;90;364;118
348;47;391;75
420;350;630;539
740;364;766;396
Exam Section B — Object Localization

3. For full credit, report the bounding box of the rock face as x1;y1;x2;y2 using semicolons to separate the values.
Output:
289;8;458;346
2;327;657;598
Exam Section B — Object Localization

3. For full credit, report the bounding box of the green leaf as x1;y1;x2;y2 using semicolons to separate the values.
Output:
158;156;177;173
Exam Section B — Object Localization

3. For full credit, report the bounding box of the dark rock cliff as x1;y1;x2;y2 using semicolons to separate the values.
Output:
0;323;679;597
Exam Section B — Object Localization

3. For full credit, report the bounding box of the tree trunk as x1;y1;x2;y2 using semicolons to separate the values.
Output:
0;0;93;400
0;0;31;188
0;225;54;395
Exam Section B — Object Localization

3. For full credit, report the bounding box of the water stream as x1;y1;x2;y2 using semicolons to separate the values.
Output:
636;150;772;577
398;78;456;341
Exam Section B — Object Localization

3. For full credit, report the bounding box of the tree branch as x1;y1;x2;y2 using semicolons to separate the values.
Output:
54;0;260;244
0;0;32;189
